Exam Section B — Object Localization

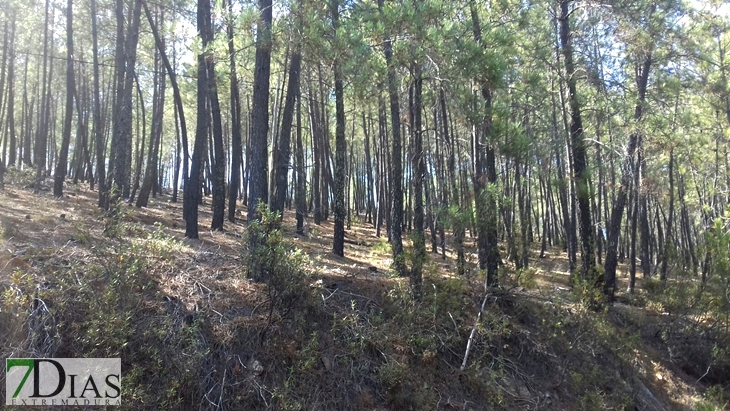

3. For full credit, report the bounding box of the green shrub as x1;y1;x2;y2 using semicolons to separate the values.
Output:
4;166;35;186
571;265;606;310
245;203;315;324
103;192;130;239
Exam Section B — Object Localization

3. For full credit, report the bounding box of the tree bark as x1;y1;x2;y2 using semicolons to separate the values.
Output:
136;9;166;208
90;0;107;207
559;0;596;284
5;14;16;168
207;38;226;230
332;0;347;257
184;0;214;239
227;0;243;222
248;0;273;222
604;52;651;299
142;0;188;208
379;0;406;277
410;61;425;297
112;0;142;200
470;0;499;287
53;0;75;198
295;90;306;235
272;52;301;217
34;0;52;194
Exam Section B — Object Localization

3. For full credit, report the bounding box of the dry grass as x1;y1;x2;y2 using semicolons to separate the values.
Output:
0;181;724;410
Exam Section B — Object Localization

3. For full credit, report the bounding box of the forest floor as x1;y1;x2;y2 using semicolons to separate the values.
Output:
0;178;726;410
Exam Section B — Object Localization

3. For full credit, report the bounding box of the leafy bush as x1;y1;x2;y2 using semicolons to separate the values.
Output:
500;267;538;290
245;203;315;326
4;166;35;186
571;265;606;310
103;191;130;239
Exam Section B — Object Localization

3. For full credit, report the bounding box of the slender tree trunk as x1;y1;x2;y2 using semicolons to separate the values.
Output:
376;101;387;237
379;0;406;276
515;156;528;269
660;149;674;281
112;0;142;200
439;89;463;270
90;0;107;207
137;11;166;208
53;0;75;198
410;61;425;296
172;93;181;202
207;39;226;230
142;0;188;208
0;21;7;164
559;0;596;285
295;91;306;235
628;150;640;293
20;52;31;168
184;0;214;239
331;0;347;257
34;0;52;194
678;175;698;274
248;0;273;223
604;52;651;299
272;51;301;216
470;0;499;287
129;73;147;203
638;154;651;278
227;0;243;222
5;14;16;168
363;113;375;225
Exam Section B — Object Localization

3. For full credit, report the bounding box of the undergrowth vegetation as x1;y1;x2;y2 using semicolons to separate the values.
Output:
1;200;205;409
1;198;729;410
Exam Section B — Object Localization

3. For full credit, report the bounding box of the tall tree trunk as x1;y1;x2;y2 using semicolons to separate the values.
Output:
603;52;651;299
248;0;273;223
90;0;107;207
332;0;347;257
34;0;52;194
129;73;147;203
6;14;16;168
206;29;226;231
112;0;142;200
272;51;301;216
440;89;464;272
363;113;375;225
142;0;188;208
53;0;76;198
552;76;573;267
516;158;529;269
410;61;425;296
184;0;214;239
0;21;7;165
295;91;306;235
309;87;323;224
136;10;166;208
559;0;596;285
678;175;698;274
628;150;640;293
470;0;499;287
172;91;181;202
227;0;243;222
379;0;406;276
108;0;125;193
376;100;387;237
21;52;31;168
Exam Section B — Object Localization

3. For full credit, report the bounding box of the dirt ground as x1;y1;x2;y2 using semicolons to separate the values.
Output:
0;181;717;410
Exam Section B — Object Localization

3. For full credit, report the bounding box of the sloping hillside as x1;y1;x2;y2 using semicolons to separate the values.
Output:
0;183;726;410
